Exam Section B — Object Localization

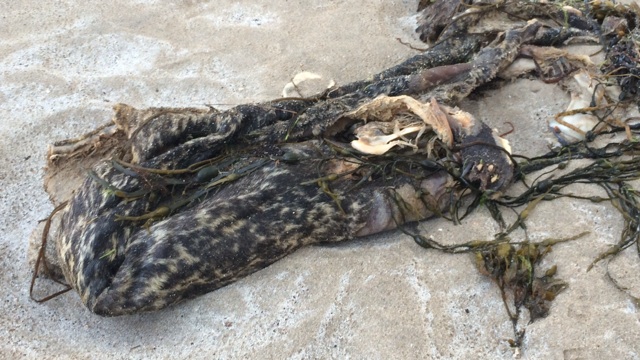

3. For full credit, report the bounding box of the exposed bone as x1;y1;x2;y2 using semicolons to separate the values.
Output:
281;71;335;98
348;96;455;155
549;70;605;143
351;124;424;155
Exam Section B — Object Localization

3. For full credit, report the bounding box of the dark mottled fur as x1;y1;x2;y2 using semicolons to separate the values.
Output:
59;140;451;315
45;1;598;315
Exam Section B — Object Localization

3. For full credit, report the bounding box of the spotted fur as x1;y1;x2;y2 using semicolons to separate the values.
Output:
44;3;587;316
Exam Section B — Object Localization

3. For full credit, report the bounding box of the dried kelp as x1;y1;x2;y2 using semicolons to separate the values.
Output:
474;234;588;349
397;1;640;351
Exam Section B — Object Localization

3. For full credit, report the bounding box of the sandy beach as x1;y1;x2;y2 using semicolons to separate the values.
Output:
1;1;639;358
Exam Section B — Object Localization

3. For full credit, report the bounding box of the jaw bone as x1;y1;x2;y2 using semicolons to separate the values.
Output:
346;95;514;195
348;95;454;155
350;123;426;155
